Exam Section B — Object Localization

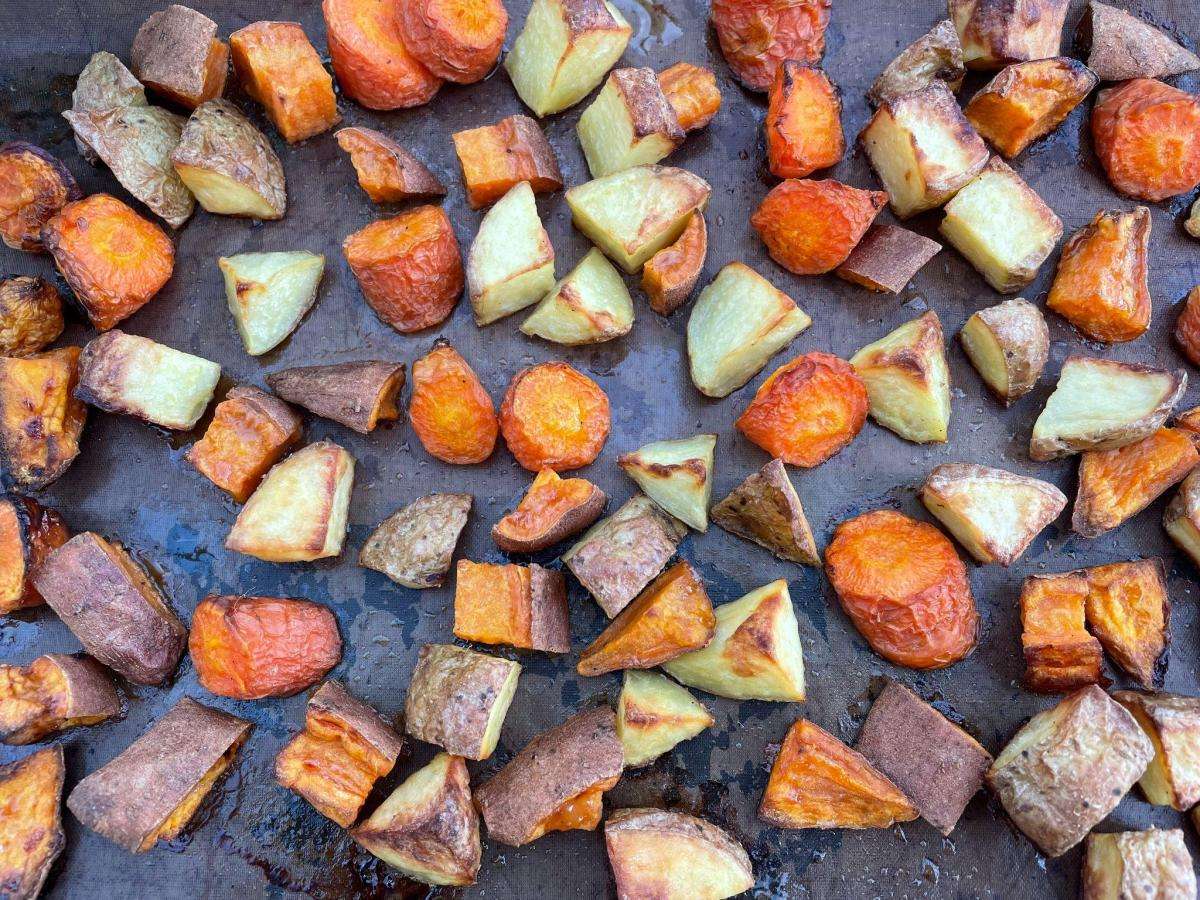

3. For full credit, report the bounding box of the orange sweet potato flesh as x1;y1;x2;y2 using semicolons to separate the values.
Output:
1175;286;1200;367
500;362;611;472
492;468;605;553
577;561;715;676
766;62;843;179
398;0;507;84
189;595;342;700
534;775;619;838
825;509;978;669
335;127;446;202
1046;208;1151;343
641;212;707;315
751;179;886;275
736;352;867;468
452;115;563;209
41;194;173;331
409;342;497;465
0;347;86;492
658;63;721;132
0;142;80;252
1092;78;1200;202
711;0;831;92
0;496;69;615
230;21;340;143
453;560;533;648
344;205;463;333
760;719;918;829
322;0;442;110
0;747;64;899
1085;559;1169;690
1019;572;1105;693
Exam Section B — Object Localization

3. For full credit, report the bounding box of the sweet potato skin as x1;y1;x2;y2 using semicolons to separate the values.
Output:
1019;572;1106;693
658;63;721;132
409;343;497;464
452;115;563;209
398;0;507;84
711;0;831;92
834;224;941;294
453;560;570;653
766;63;844;179
500;362;610;472
0;142;80;252
641;212;707;316
1084;1;1200;82
492;469;606;553
752;179;886;275
335;127;445;202
0;495;70;615
0;653;119;745
0;746;64;900
130;4;229;108
950;0;1070;69
0;347;86;492
322;0;441;110
0;277;63;358
267;360;405;434
1174;286;1200;367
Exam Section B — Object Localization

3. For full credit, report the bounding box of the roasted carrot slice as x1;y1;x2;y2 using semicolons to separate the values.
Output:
398;0;507;84
499;362;610;472
751;179;886;275
765;62;843;179
408;342;498;465
322;0;442;110
711;0;831;92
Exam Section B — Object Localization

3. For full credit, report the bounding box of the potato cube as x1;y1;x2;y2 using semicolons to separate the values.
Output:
219;251;324;355
1165;470;1200;569
1114;692;1200;810
618;434;715;531
0;348;85;491
1018;572;1105;693
1085;560;1170;692
336;127;445;203
1083;828;1196;900
452;114;562;209
130;4;229;109
453;560;570;653
521;248;634;345
467;182;555;326
0;496;69;615
0;654;118;745
578;67;684;178
267;360;405;434
949;0;1070;70
360;493;471;590
765;62;843;179
711;458;819;565
642;211;706;315
834;223;941;294
617;670;713;767
867;20;964;107
1085;1;1200;82
657;63;721;132
959;298;1048;404
0;747;64;899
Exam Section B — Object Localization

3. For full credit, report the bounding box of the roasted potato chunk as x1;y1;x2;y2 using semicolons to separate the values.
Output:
711;0;830;92
642;212;706;316
1084;1;1200;83
0;348;85;491
1083;828;1197;900
493;469;604;553
34;532;186;685
986;685;1154;857
452;115;562;209
657;63;720;132
1176;285;1200;366
467;182;555;326
577;67;684;178
618;434;715;532
1165;470;1200;570
617;670;713;768
1019;571;1105;693
752;178;887;275
960;298;1048;404
360;493;471;589
130;4;228;109
219;250;325;356
760;719;918;829
267;360;404;435
475;706;623;847
825;509;977;669
404;644;520;761
1114;692;1200;811
0;496;69;615
605;808;754;900
834;223;941;294
712;458;819;565
399;0;506;85
949;0;1069;69
0;277;62;359
521;248;634;346
1085;559;1170;691
408;343;496;464
867;20;964;107
0;654;118;745
500;362;610;472
352;753;480;886
453;560;570;654
276;680;404;827
69;51;147;164
0;747;64;900
0;142;80;252
230;21;339;143
67;697;250;853
765;62;843;179
322;0;441;110
336;127;444;203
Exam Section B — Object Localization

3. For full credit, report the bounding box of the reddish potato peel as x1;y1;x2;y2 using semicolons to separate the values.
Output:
751;179;886;275
398;0;507;84
711;0;832;92
765;62;844;179
500;362;611;472
323;0;442;110
0;142;80;252
409;342;498;465
658;63;721;132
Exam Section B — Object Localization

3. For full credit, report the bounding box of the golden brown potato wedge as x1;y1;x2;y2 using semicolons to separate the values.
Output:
949;0;1070;70
1085;559;1170;691
492;469;605;554
0;495;69;616
617;670;713;768
834;223;941;293
0;348;85;491
1019;571;1106;693
867;20;965;107
1114;692;1200;811
618;434;714;532
577;66;684;178
1084;1;1200;82
1083;828;1196;900
0;276;63;359
219;250;325;356
959;298;1048;404
520;247;634;346
711;458;820;565
453;561;570;654
467;182;555;326
0;746;64;900
360;493;470;589
266;360;404;434
130;4;229;108
0;653;119;745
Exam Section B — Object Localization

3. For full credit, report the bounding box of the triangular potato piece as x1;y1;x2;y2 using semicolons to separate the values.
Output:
1113;691;1200;810
850;310;950;443
711;458;820;565
468;182;555;326
663;580;805;701
520;248;633;345
617;670;714;767
219;251;325;355
759;719;917;829
1086;1;1200;82
921;463;1067;565
618;433;715;531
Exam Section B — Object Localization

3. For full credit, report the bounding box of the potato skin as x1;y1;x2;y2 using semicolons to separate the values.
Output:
867;20;964;107
0;746;64;900
959;297;1048;404
0;348;86;492
950;0;1070;69
360;493;472;589
492;469;606;553
0;142;81;252
0;276;63;358
711;458;819;565
267;360;405;434
1083;828;1197;900
323;0;442;110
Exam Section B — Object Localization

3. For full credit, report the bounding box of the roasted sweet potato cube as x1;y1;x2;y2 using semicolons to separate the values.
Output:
752;178;886;275
360;493;471;589
834;224;941;294
500;362;610;472
760;719;917;829
322;0;441;110
867;20;964;107
0;348;85;491
642;212;706;316
267;360;404;435
578;561;715;676
959;298;1048;404
736;352;868;468
1083;828;1197;899
230;21;339;143
1047;207;1151;344
398;0;506;85
711;458;819;565
1176;286;1200;367
130;4;229;108
1019;572;1106;693
1084;1;1200;83
765;63;843;179
657;63;720;132
277;681;405;828
344;205;463;333
0;654;118;746
0;495;69;615
0;747;64;899
949;0;1069;70
711;0;831;92
186;386;302;502
0;277;63;358
492;469;605;553
42;194;174;331
0;142;80;253
1085;559;1170;691
453;561;570;653
408;343;496;464
577;67;684;178
452;115;563;209
617;670;713;767
335;127;445;203
1092;78;1200;202
1114;692;1200;811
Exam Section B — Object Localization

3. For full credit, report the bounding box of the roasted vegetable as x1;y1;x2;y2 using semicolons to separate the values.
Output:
352;753;480;886
0;654;118;745
578;561;715;676
854;682;992;836
1083;828;1197;900
867;20;964;107
959;297;1048;404
949;0;1069;69
921;463;1066;565
0;747;64;900
408;343;496;464
1029;356;1185;461
834;223;941;294
130;4;228;108
1176;285;1200;366
504;0;632;116
343;205;463;333
171;100;287;219
69;52;147;164
1165;470;1200;570
453;561;570;654
760;718;918;829
398;0;506;84
1019;571;1105;693
765;62;843;179
403;643;520;761
267;360;404;435
642;212;706;316
76;330;220;430
657;63;721;133
34;532;186;686
686;262;810;399
566;165;710;273
226;441;354;562
1084;1;1200;82
711;0;830;92
986;685;1153;857
42;193;173;330
0;496;69;615
663;580;806;701
493;469;605;553
0;277;62;358
219;250;325;356
605;808;754;900
360;493;471;589
1190;200;1200;241
276;680;405;827
617;670;713;768
563;495;687;618
859;83;989;218
336;127;444;203
475;706;623;847
467;182;555;326
1085;559;1170;691
826;509;978;669
736;352;868;468
0;142;80;253
1114;692;1200;811
499;362;610;472
521;248;634;345
752;178;886;275
67;697;250;853
452;115;563;209
0;348;85;491
230;21;339;143
711;458;819;565
577;67;684;178
618;434;715;532
322;0;441;110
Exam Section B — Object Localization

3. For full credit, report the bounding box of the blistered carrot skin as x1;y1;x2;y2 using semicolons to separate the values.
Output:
711;0;832;92
765;62;844;179
658;63;721;132
322;0;442;110
409;342;498;465
1175;287;1200;367
751;180;886;275
0;142;80;252
398;0;507;84
500;362;611;472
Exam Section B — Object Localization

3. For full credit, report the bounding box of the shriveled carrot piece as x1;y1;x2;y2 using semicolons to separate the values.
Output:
1174;286;1200;366
398;0;507;84
657;63;721;132
1019;572;1105;693
500;362;610;472
335;127;445;203
452;116;563;209
0;143;79;252
765;62;843;179
736;352;867;467
751;179;886;275
322;0;442;110
641;212;707;315
711;0;831;92
409;342;497;465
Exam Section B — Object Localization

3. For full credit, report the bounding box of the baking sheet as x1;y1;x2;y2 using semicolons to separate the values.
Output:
2;0;1200;896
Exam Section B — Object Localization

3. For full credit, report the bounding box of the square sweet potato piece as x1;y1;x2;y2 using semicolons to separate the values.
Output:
130;4;229;109
453;560;570;653
452;115;563;209
1019;571;1106;693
